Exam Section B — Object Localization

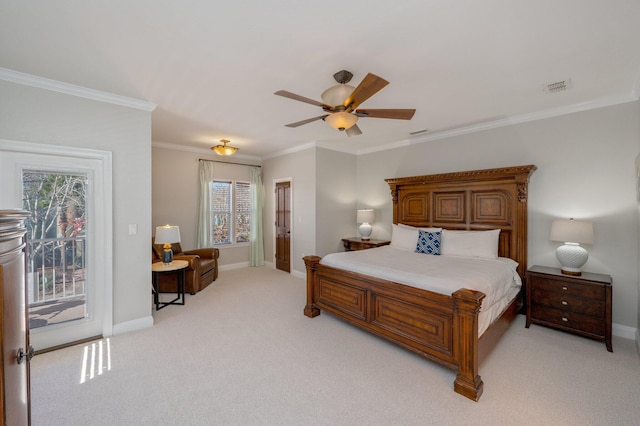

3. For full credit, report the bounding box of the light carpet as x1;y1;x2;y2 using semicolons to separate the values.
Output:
31;266;640;425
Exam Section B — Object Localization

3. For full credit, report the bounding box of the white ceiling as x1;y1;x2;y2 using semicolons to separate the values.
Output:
2;1;640;159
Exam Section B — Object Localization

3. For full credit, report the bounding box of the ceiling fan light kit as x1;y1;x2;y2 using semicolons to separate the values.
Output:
321;84;355;107
275;70;416;136
324;111;358;131
212;139;238;156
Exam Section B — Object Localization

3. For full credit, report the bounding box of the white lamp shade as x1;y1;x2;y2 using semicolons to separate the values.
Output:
155;225;181;244
356;209;375;224
550;219;593;244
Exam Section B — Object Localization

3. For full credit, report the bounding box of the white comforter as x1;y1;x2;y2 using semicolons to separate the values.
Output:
320;246;522;335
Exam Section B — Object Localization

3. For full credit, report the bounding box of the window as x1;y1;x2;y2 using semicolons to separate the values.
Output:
211;180;251;245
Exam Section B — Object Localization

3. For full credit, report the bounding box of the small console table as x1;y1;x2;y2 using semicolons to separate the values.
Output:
152;260;188;310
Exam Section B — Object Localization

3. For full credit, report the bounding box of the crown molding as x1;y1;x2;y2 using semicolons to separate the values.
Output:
356;91;640;156
0;67;156;112
260;141;318;160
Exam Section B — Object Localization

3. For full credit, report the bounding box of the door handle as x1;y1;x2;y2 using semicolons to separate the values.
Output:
16;346;34;365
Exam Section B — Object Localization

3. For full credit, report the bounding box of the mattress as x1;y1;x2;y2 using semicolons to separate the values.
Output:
320;246;522;335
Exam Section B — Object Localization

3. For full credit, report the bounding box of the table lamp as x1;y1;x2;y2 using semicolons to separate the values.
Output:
549;218;594;276
357;209;375;241
155;225;181;264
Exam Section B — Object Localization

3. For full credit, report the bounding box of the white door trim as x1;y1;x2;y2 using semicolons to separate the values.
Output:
0;138;113;341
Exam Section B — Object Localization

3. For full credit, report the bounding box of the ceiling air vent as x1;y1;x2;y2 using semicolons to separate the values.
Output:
545;79;571;93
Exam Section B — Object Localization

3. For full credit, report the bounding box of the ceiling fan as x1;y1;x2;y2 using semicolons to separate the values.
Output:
274;70;416;137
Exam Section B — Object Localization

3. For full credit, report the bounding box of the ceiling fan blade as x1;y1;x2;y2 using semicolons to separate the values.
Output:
344;73;389;111
345;124;362;137
274;90;332;110
355;109;416;120
285;115;328;128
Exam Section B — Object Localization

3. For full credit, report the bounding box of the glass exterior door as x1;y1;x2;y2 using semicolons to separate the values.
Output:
0;142;110;351
23;171;89;331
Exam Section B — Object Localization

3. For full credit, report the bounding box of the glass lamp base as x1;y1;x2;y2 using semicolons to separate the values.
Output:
162;249;173;265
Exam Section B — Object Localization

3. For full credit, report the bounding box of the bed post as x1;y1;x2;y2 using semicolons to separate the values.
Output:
388;183;399;224
303;256;321;318
452;289;485;401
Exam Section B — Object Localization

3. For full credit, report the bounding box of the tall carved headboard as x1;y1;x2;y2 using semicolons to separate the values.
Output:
385;165;536;278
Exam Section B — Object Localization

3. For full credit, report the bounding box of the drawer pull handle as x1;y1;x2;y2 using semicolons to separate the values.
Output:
561;300;568;305
562;286;568;291
562;317;569;322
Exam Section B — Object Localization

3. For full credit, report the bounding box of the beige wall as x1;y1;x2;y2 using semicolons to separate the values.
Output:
151;146;261;267
263;147;316;275
146;97;640;333
357;101;640;330
261;147;357;275
6;74;637;338
0;79;153;329
316;148;357;256
160;101;639;332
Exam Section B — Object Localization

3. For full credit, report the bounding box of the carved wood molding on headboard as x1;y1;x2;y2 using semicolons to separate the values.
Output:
385;165;536;278
385;165;536;187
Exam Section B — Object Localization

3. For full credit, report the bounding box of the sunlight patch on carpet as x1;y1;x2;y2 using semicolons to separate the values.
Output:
80;338;111;384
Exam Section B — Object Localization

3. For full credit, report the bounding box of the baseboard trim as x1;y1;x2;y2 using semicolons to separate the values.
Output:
112;315;154;335
291;270;306;280
636;329;640;356
612;322;637;340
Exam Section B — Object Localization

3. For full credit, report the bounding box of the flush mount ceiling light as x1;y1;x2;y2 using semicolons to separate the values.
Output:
212;139;238;156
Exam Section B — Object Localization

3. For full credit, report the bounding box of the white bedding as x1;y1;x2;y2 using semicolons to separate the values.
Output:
320;246;522;335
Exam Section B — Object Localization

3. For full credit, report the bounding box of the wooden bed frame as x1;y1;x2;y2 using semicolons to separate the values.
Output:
303;165;536;401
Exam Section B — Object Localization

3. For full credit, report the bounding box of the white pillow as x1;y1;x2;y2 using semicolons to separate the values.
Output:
390;224;419;251
497;256;519;271
440;229;500;259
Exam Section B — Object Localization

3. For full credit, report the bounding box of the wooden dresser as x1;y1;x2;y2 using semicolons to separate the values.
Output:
526;265;612;352
0;210;32;425
341;237;390;251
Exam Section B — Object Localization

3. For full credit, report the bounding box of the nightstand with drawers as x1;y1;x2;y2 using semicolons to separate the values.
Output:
526;265;612;352
341;237;390;252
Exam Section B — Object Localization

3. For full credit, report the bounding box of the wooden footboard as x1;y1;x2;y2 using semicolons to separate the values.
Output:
303;165;534;401
304;256;487;401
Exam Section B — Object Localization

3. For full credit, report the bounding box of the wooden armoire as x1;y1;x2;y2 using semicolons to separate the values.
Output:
0;210;31;425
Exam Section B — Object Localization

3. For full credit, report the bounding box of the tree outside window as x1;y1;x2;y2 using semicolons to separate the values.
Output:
211;180;250;244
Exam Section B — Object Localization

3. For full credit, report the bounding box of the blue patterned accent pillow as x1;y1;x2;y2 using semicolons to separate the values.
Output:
415;230;441;255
